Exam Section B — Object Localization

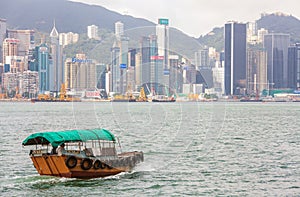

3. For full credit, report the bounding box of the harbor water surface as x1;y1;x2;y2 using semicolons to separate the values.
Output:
0;102;299;196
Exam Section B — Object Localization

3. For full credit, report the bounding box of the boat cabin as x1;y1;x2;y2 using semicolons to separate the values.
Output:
23;129;119;159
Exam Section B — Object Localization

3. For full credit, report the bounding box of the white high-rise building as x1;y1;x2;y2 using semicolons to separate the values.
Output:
156;18;169;69
87;25;98;39
59;32;79;47
115;21;124;40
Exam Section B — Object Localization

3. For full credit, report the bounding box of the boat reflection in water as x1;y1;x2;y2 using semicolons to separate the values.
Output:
22;129;143;179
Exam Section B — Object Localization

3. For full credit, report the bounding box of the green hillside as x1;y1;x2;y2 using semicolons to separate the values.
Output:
1;0;201;63
197;13;300;52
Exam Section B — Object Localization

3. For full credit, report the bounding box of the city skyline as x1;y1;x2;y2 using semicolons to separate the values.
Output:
72;0;300;37
1;2;300;100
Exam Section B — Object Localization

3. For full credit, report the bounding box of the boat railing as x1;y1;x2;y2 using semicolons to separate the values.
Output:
29;149;48;156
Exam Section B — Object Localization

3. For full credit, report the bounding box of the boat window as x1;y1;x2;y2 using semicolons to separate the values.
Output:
65;142;83;151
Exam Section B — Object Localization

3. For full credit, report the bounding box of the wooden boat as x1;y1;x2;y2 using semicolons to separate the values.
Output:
22;129;143;179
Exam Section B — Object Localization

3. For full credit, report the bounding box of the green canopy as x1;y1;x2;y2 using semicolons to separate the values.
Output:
22;129;116;147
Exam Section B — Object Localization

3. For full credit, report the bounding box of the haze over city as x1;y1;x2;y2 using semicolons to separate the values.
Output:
72;0;300;37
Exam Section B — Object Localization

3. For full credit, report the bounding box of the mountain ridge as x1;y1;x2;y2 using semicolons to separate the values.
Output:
2;1;300;61
0;0;201;61
197;13;300;51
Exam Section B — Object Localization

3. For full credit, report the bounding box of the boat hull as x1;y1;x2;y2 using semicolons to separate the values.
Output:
30;151;143;179
152;99;176;102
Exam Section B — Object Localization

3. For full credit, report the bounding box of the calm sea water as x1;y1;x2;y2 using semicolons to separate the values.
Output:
0;102;299;196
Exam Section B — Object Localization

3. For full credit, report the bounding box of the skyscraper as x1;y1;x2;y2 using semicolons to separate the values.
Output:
246;48;267;95
127;48;136;90
111;42;121;93
49;22;64;92
224;22;247;95
156;18;169;69
169;55;183;93
263;33;290;88
287;43;300;89
38;43;50;93
119;36;129;93
140;36;151;85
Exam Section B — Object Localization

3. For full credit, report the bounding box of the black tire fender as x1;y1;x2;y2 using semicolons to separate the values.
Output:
93;160;104;169
65;156;77;169
81;158;93;170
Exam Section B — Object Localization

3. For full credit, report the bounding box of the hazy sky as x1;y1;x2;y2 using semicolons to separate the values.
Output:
72;0;300;37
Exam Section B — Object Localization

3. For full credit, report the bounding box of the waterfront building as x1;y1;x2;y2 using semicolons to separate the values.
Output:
105;70;112;95
64;53;96;91
96;64;106;89
2;72;18;93
20;70;39;97
246;48;268;95
263;33;290;88
156;18;169;70
2;70;38;98
287;43;300;89
212;61;225;95
49;23;64;92
224;22;247;95
169;55;182;93
87;25;98;40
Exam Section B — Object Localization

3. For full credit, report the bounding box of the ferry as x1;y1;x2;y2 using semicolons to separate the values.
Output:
150;95;176;102
22;129;143;179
